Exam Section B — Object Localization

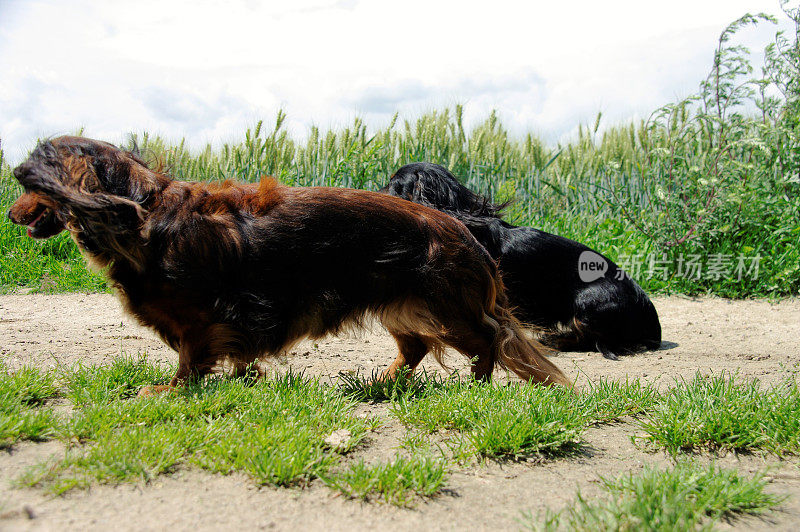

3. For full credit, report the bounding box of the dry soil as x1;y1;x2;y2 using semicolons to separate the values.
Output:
1;294;799;531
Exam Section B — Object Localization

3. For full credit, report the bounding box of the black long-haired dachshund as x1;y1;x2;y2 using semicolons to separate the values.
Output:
8;137;571;393
381;162;662;359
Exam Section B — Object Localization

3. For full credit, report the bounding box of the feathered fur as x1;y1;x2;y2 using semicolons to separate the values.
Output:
9;137;570;391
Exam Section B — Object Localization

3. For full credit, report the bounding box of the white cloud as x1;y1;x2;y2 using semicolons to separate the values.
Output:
0;0;792;163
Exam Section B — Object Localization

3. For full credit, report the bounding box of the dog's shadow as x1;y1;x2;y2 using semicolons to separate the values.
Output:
656;341;679;351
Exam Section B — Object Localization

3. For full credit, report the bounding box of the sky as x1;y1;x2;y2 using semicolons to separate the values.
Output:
0;0;794;163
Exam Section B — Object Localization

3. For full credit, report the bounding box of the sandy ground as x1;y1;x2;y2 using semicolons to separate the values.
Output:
1;294;800;531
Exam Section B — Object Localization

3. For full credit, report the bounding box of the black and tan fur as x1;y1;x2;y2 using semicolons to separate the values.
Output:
381;162;662;359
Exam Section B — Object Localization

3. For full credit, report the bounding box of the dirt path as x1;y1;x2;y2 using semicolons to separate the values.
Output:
1;294;799;531
2;294;798;386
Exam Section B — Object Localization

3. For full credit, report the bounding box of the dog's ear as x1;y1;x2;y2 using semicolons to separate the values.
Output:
13;140;147;232
16;163;145;230
69;144;134;199
69;142;156;205
94;157;128;197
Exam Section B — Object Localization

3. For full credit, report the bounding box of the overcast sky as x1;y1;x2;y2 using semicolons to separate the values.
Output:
0;0;793;163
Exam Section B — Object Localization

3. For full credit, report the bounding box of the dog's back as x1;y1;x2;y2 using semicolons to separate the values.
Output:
380;162;507;218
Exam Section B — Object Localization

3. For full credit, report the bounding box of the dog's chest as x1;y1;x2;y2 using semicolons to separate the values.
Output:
114;280;211;353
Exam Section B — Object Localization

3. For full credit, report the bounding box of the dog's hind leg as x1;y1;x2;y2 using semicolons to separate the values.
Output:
230;360;265;380
441;328;495;381
416;308;495;381
381;332;432;380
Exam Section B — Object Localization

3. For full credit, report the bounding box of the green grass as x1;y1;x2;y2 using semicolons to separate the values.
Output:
21;423;214;494
64;354;174;406
528;462;783;531
0;364;60;406
0;363;62;448
3;355;797;529
326;455;447;506
578;377;661;424
638;374;800;455
20;366;373;494
391;381;586;459
0;408;61;450
336;366;449;403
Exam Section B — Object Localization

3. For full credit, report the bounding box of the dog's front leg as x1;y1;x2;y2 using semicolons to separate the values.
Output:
137;336;213;397
137;365;192;397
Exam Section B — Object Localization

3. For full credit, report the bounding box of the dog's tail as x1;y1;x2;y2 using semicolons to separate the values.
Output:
483;274;572;387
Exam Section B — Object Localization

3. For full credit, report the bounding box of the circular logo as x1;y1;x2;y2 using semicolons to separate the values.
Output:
578;250;608;283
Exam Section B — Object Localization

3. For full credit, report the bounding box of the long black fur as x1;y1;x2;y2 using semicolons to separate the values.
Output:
380;162;662;359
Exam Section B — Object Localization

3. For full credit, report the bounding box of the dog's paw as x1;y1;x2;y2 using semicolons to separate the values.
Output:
137;384;175;397
596;343;620;361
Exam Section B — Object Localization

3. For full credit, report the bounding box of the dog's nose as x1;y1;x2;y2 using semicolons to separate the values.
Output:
6;209;14;223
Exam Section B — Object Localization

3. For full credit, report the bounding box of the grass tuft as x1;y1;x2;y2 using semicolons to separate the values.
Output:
65;354;174;406
0;363;62;448
336;366;449;402
0;364;60;407
638;374;800;455
24;366;371;493
392;381;586;458
527;462;783;531
579;377;661;423
327;455;447;506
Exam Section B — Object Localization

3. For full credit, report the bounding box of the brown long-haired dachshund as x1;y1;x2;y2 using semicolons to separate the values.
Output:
8;136;569;394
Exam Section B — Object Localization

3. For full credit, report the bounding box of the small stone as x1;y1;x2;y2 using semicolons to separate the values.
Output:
324;429;352;450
